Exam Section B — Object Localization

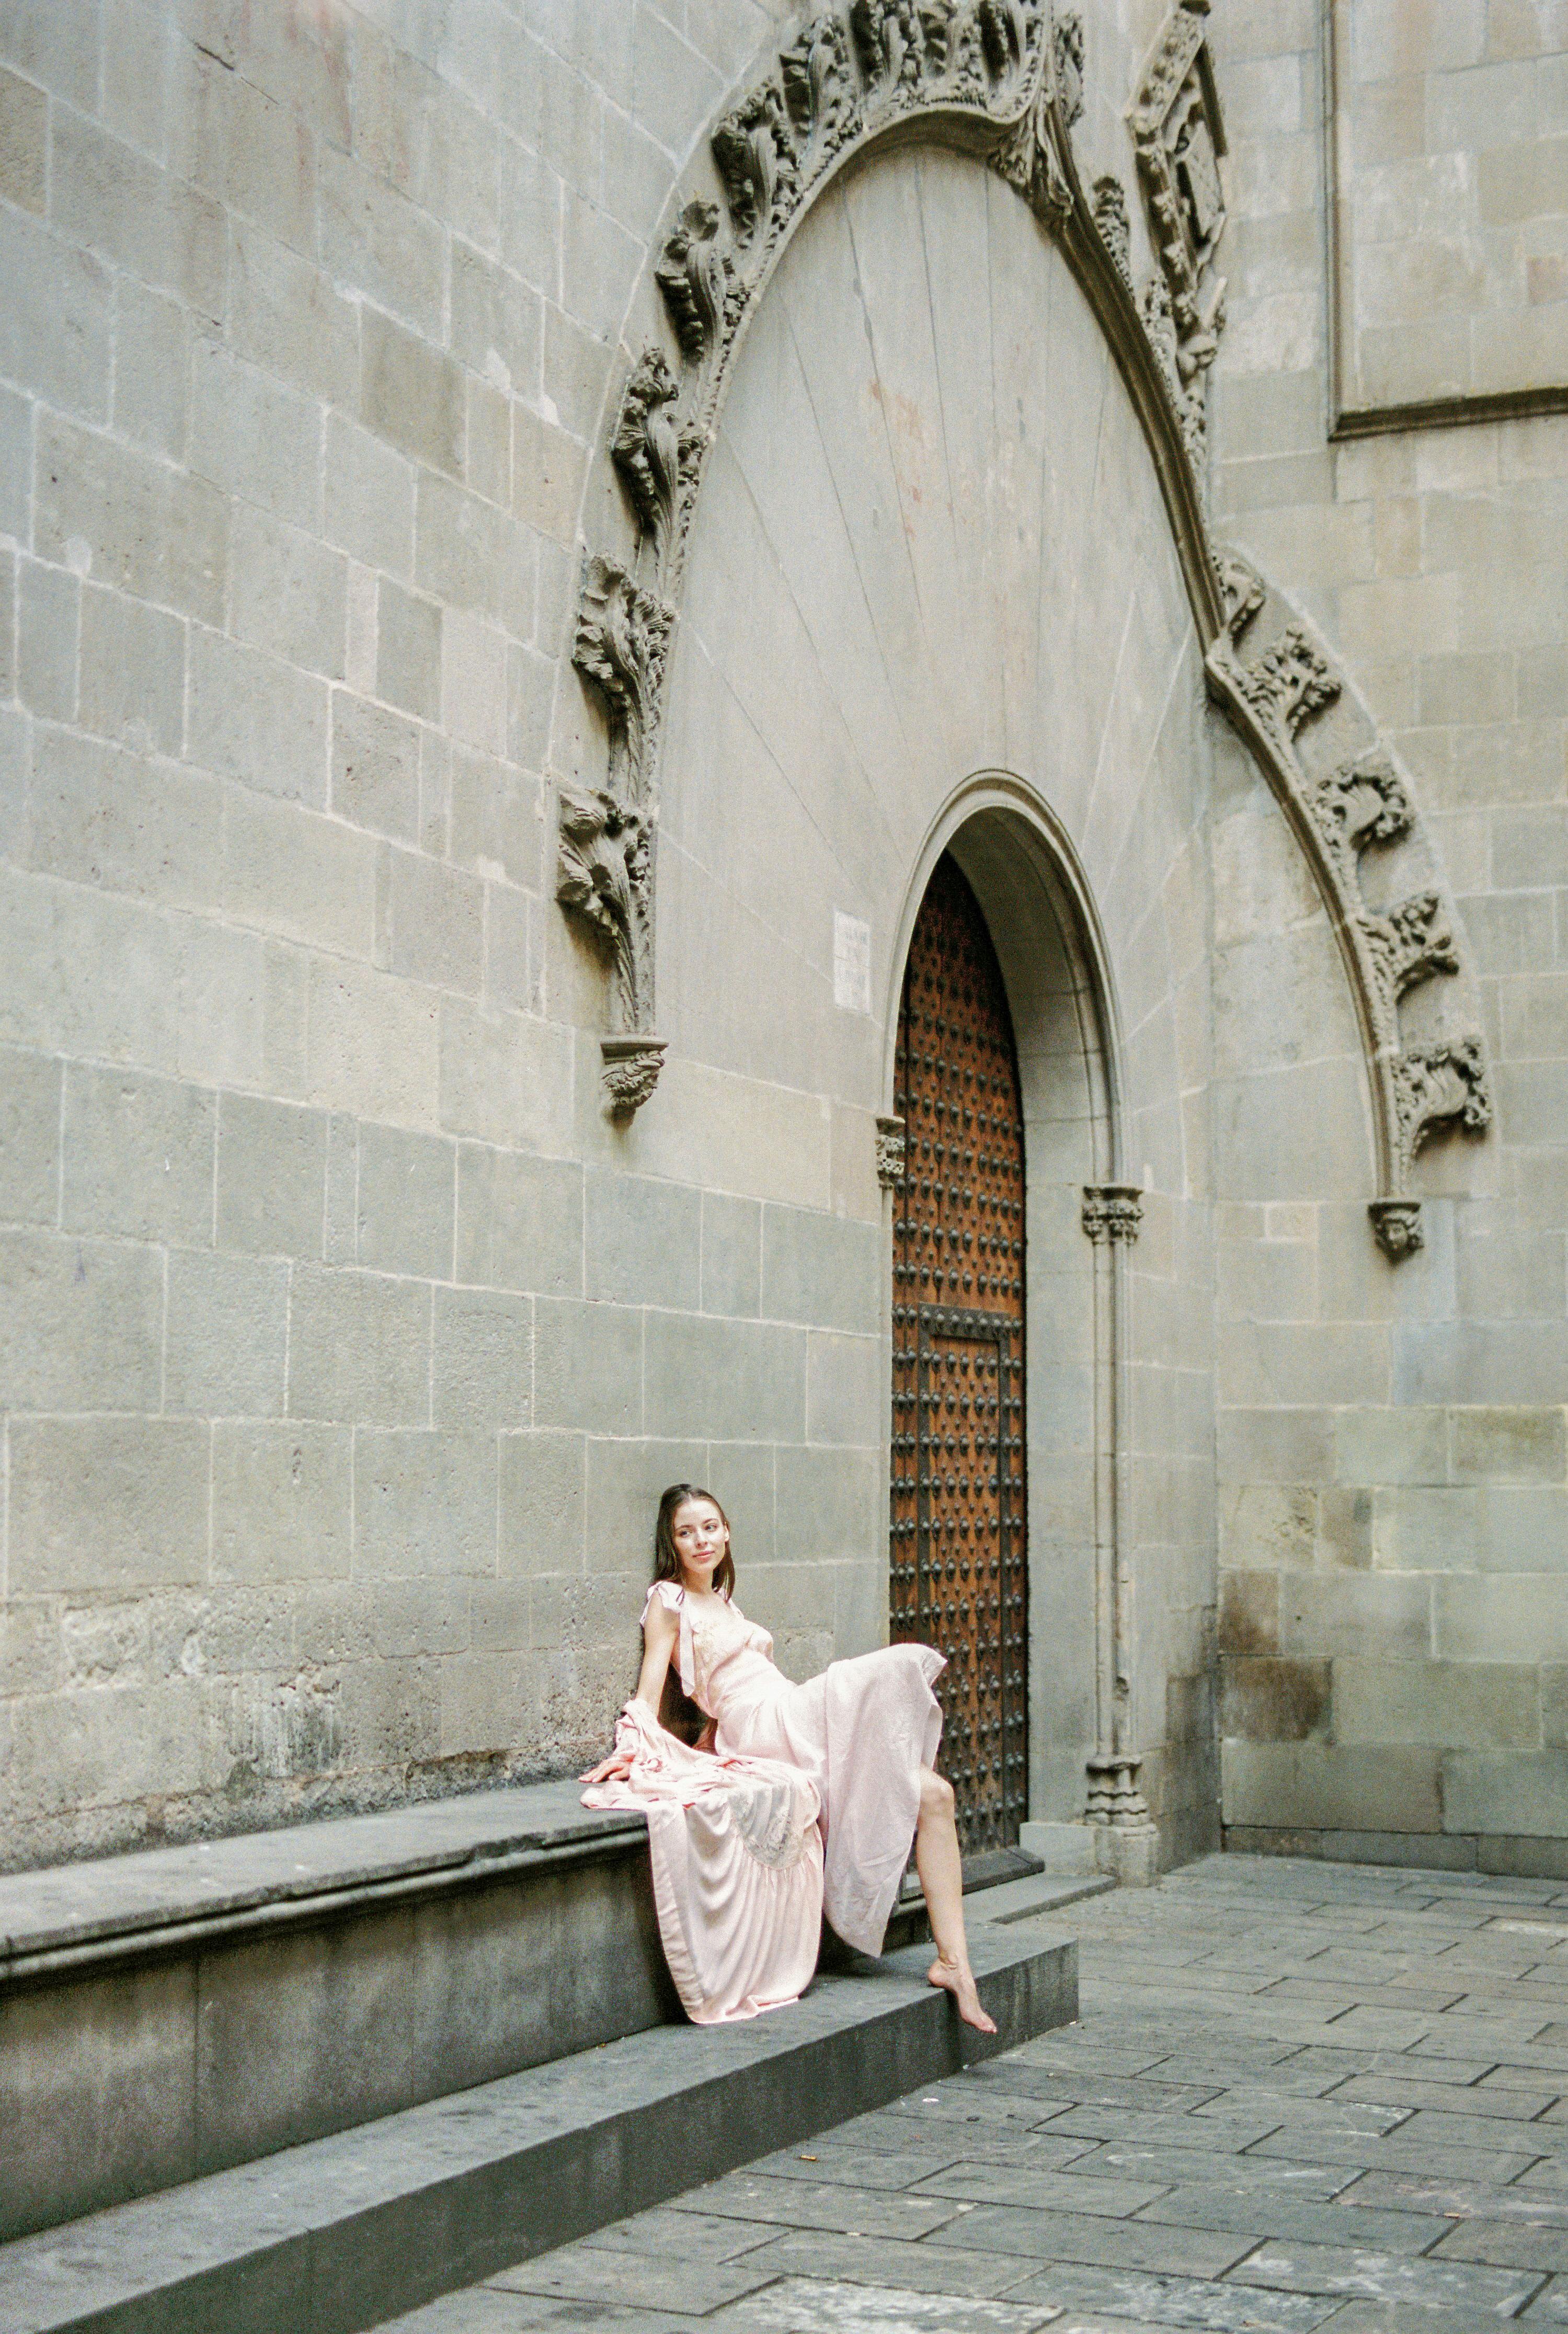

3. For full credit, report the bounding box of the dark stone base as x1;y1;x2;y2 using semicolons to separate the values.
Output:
1;1923;1077;2334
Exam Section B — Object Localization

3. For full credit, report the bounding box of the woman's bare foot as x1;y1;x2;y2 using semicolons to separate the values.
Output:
928;1954;997;2034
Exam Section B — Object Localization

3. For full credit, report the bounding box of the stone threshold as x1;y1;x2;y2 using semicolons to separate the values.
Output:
0;1780;642;1982
0;1919;1078;2334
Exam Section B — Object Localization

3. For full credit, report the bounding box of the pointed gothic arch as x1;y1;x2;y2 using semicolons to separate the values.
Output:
555;0;1489;1253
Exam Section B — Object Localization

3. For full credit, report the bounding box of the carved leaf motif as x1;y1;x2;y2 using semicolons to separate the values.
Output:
1392;1036;1492;1179
655;198;733;368
1052;7;1084;125
1359;892;1459;1014
1310;750;1412;882
993;82;1072;230
1215;550;1265;642
781;13;862;162
611;348;680;561
1129;3;1227;468
573;556;674;806
712;78;799;247
1092;176;1134;289
556;785;654;1029
1232;624;1341;757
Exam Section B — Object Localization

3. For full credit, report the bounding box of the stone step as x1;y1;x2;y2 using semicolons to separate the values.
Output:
1;1923;1077;2334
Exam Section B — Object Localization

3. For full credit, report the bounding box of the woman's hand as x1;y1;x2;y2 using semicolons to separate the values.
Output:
580;1749;634;1784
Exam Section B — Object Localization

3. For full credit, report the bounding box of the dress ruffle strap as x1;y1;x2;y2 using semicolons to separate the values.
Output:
641;1577;696;1698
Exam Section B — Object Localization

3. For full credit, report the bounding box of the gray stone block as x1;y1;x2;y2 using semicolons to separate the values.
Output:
643;1313;806;1444
761;1205;880;1335
1221;1742;1443;1835
535;1298;643;1436
355;1430;499;1578
585;1170;701;1310
806;1332;883;1447
358;1121;456;1280
62;1063;215;1244
331;691;422;843
189;626;330;808
455;1147;583;1298
288;1266;432;1426
0;1044;59;1223
0;1957;197;2244
216;1093;327;1261
77;585;185;752
164;1249;289;1417
499;1432;587;1575
362;306;463;476
377;576;444;721
775;1445;880;1565
0;1226;163;1410
212;1422;353;1583
433;1286;532;1432
9;1415;210;1592
701;1191;761;1319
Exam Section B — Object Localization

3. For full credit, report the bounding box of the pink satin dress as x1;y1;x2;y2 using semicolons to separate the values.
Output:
584;1582;944;2023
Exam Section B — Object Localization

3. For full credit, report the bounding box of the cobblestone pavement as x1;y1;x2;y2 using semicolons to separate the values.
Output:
382;1852;1568;2332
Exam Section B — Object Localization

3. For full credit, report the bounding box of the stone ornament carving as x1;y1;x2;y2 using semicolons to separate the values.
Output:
875;1114;908;1191
1206;557;1491;1260
563;8;1489;1262
1082;1185;1144;1243
1226;626;1342;762
1129;0;1227;464
1392;1037;1492;1184
565;0;1096;1112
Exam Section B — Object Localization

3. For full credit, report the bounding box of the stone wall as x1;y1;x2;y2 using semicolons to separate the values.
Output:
3;0;1563;1883
1211;0;1568;1871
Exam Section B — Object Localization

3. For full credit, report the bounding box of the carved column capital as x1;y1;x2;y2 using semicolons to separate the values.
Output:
875;1114;907;1191
1082;1184;1144;1243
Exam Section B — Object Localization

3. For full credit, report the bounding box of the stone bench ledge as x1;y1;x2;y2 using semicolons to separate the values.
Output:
0;1780;646;1978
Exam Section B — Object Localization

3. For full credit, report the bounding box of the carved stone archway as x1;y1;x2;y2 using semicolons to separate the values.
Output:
559;0;1491;1251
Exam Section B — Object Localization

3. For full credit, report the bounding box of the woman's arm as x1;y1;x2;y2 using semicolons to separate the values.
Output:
579;1597;679;1782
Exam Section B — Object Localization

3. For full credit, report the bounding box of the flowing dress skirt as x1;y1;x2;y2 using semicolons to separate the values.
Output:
716;1642;945;1957
582;1699;824;2024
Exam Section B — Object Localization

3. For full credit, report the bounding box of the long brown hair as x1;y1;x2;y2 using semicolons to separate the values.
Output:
650;1484;735;1744
653;1482;736;1598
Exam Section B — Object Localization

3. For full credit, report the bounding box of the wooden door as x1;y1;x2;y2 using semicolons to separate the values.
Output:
890;854;1028;1858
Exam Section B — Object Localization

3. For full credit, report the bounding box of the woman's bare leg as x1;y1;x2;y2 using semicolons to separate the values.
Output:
915;1767;997;2034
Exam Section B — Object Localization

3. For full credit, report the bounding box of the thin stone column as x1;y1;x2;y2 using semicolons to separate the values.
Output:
1081;1184;1158;1885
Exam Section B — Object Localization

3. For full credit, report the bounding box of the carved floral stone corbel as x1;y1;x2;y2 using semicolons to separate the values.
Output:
1081;1185;1144;1243
875;1115;908;1191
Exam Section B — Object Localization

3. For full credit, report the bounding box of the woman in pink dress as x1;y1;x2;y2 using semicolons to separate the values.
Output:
582;1482;996;2033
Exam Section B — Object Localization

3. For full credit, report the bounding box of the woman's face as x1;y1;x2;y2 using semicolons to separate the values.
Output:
671;1498;728;1588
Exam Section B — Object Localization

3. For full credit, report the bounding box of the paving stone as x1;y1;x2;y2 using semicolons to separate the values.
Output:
748;2144;972;2193
726;2232;1047;2299
1228;2237;1544;2314
585;2206;785;2262
1131;2190;1449;2256
1006;2263;1341;2330
931;2204;1260;2279
1339;2170;1568;2225
911;2168;1176;2218
709;2278;1065;2330
1062;2145;1357;2200
824;2111;1094;2169
670;2171;963;2242
487;2247;782;2314
1432;2218;1568;2272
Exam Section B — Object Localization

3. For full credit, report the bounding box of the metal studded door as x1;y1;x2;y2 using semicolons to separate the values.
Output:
890;854;1027;1858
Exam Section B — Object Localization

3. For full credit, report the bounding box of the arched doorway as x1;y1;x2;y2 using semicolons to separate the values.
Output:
890;853;1028;1860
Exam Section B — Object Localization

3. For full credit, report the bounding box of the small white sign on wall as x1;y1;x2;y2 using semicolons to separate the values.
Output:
833;911;872;1015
